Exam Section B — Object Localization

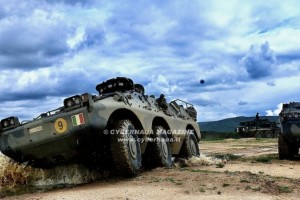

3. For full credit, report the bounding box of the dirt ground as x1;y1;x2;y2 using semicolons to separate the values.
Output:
2;138;300;200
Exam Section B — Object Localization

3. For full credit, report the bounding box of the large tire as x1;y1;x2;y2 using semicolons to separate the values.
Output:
144;126;172;168
273;129;280;138
293;146;299;155
110;120;141;176
278;135;294;160
265;131;273;138
255;131;263;138
179;133;200;158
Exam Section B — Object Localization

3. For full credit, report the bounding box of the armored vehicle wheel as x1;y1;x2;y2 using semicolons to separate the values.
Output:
179;133;200;158
274;130;280;138
265;131;273;138
278;135;294;160
110;120;141;176
144;126;172;168
255;131;263;138
293;147;299;155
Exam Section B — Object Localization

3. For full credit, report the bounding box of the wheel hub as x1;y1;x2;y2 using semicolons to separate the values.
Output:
161;137;168;158
190;139;197;156
128;134;137;159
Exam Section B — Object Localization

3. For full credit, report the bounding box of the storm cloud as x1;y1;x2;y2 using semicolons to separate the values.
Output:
1;0;300;121
241;41;276;79
0;4;70;69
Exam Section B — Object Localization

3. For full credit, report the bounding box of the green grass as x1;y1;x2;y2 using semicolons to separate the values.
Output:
245;185;251;190
278;186;293;193
148;177;184;186
214;153;242;161
240;178;250;183
254;155;278;163
164;177;175;183
148;177;161;183
251;187;261;191
216;163;225;168
200;131;240;141
240;154;278;163
255;157;272;163
190;169;221;174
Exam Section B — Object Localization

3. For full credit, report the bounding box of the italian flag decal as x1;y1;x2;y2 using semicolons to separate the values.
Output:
71;113;85;126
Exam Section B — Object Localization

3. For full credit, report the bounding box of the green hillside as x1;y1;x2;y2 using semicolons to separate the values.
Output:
199;116;279;133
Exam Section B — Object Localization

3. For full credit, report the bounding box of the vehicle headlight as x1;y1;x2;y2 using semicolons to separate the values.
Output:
64;95;82;110
66;99;74;107
81;94;88;102
74;97;81;105
9;118;15;125
0;117;20;129
63;93;93;111
3;120;9;127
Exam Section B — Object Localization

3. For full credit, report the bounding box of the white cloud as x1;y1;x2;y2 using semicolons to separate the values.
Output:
266;103;283;116
146;74;178;96
67;27;86;49
1;0;300;122
240;41;276;79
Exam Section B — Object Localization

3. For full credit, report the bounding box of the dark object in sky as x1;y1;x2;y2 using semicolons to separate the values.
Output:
200;79;205;84
0;77;201;176
278;102;300;160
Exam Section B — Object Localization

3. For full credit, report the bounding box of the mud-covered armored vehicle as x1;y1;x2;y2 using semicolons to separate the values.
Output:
278;102;300;159
235;118;280;138
0;77;200;175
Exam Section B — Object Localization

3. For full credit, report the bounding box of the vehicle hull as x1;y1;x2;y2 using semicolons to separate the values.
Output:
0;90;201;168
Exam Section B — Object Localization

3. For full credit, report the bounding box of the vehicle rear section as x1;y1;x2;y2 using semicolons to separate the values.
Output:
278;102;300;159
0;110;93;168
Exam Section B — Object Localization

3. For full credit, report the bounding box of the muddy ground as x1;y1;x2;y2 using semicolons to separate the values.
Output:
1;138;300;200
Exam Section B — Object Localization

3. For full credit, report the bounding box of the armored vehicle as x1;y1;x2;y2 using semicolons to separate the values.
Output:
278;102;300;159
235;118;280;138
0;77;200;176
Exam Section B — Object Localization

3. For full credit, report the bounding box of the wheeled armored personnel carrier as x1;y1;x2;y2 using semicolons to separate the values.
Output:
235;118;280;138
0;77;200;176
278;102;300;159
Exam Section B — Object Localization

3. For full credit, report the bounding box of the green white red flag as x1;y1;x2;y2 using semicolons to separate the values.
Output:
71;113;85;126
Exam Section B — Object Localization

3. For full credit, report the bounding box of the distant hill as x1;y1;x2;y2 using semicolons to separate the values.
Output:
199;116;279;133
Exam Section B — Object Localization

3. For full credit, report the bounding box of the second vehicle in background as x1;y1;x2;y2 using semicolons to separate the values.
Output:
235;117;280;138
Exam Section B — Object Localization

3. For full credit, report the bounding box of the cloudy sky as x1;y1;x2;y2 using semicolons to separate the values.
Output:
0;0;300;122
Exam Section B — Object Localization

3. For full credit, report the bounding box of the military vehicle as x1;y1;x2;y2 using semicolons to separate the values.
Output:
235;118;280;138
278;102;300;159
0;77;200;176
